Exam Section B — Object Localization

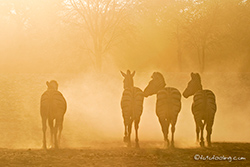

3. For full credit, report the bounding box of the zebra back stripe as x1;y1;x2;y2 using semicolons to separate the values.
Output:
40;90;67;116
156;87;181;122
121;87;144;125
192;89;216;126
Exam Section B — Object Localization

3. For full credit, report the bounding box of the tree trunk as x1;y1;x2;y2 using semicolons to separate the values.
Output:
200;45;205;73
197;45;205;73
93;37;103;72
176;24;182;71
94;51;102;72
177;46;182;72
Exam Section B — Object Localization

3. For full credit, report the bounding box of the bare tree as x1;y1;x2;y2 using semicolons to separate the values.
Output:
157;0;191;71
182;0;223;73
67;0;136;70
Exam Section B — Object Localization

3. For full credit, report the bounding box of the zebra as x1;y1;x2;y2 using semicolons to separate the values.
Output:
183;73;216;147
121;70;144;148
40;80;67;149
144;72;181;147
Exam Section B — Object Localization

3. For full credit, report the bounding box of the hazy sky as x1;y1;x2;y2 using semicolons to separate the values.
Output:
0;0;249;148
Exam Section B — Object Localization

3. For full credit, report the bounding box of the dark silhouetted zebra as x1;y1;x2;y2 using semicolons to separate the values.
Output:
183;73;216;147
121;70;144;148
144;72;181;147
40;80;67;149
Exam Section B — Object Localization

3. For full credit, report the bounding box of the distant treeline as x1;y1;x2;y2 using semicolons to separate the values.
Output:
0;0;250;72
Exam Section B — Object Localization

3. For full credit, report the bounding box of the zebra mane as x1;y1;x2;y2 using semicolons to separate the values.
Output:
152;72;166;89
46;80;59;90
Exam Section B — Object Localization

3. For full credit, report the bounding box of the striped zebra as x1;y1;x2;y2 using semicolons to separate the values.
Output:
144;72;181;147
183;73;216;147
121;70;144;148
40;80;67;149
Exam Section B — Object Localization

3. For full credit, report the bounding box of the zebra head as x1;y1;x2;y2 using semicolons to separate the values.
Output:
183;72;202;98
121;70;135;89
46;80;58;90
144;72;166;97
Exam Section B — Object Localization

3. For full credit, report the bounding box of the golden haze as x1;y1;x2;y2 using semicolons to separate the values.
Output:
0;0;249;149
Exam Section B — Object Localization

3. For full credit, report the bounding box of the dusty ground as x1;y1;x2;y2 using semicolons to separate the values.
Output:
0;142;249;167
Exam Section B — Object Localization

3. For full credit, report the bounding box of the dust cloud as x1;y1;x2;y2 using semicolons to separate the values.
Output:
0;69;249;149
0;0;250;149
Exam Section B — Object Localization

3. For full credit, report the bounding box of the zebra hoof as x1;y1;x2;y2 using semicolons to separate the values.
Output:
123;136;128;143
170;140;175;148
127;143;131;148
42;145;47;150
200;142;205;147
135;143;140;149
164;142;169;149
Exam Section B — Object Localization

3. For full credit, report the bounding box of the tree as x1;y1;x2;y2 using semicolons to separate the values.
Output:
67;0;137;71
0;0;69;73
181;0;225;73
155;0;191;71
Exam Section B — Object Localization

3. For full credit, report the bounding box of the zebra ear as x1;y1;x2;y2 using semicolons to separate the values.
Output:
195;73;201;81
46;81;49;87
120;71;126;77
151;72;156;78
131;71;135;77
191;72;195;79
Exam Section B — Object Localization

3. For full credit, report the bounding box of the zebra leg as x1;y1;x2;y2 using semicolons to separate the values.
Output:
127;120;132;147
42;118;47;149
206;126;212;147
200;121;205;147
206;111;215;147
171;123;176;148
166;120;170;148
194;118;201;145
58;130;62;148
159;117;169;148
48;119;54;148
123;125;128;142
54;120;60;149
134;119;140;148
56;117;63;149
195;123;200;144
123;113;129;143
54;130;58;149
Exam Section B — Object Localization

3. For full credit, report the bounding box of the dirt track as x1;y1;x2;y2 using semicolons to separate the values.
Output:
0;142;249;167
